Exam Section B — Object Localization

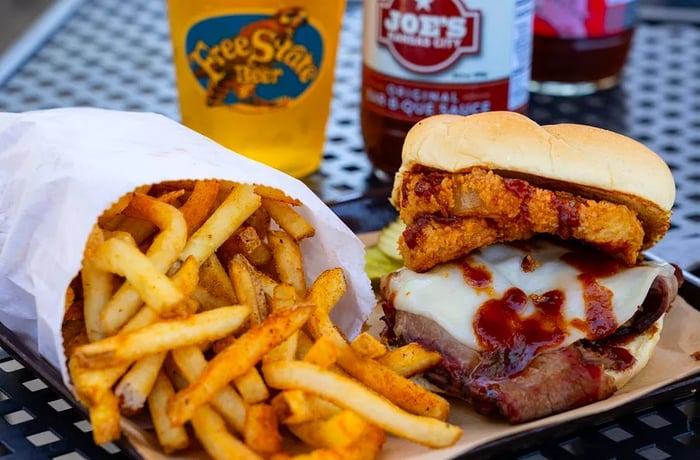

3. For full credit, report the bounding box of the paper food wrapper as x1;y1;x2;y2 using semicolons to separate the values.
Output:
0;107;374;387
1;108;700;460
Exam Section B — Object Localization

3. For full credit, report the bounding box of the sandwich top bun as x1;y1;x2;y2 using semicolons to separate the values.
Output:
393;112;676;248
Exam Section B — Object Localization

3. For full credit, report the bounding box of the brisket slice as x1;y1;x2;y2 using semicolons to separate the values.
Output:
381;269;680;423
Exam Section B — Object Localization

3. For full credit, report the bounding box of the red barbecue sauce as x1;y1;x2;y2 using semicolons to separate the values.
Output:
471;243;627;377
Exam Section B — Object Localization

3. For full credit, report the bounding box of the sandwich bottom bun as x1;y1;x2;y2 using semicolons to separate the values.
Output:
609;316;664;390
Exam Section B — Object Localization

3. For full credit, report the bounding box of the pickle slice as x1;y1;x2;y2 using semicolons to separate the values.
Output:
377;219;406;261
365;245;403;284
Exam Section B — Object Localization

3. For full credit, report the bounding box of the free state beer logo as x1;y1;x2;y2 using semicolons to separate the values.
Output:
185;7;323;109
378;0;481;73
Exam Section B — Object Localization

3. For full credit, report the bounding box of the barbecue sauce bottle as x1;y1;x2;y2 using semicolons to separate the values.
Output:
361;0;535;179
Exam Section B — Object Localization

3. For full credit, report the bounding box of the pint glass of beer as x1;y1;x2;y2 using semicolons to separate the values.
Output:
165;1;346;178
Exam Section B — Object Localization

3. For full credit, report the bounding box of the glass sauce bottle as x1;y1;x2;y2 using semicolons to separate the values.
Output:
361;0;535;179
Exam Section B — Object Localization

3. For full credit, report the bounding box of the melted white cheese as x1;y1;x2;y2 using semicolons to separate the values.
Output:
387;239;675;351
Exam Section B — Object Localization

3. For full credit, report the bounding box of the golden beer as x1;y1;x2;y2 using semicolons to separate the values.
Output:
165;1;346;178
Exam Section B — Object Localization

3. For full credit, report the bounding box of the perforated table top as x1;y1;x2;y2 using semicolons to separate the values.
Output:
1;1;700;459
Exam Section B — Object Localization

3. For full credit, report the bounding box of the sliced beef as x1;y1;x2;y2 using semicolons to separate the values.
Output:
380;269;681;424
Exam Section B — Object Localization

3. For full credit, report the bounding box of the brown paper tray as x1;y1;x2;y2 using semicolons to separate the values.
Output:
1;268;699;459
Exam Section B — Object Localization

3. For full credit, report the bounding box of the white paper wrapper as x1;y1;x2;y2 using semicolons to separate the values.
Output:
0;107;375;387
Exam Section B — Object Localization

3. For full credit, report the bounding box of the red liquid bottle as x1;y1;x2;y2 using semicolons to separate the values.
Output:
531;0;638;96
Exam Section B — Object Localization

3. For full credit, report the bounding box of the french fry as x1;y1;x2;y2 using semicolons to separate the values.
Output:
271;390;341;425
200;254;237;304
376;343;442;378
299;332;326;363
253;268;279;298
271;283;297;310
303;336;339;368
305;268;346;314
119;190;184;245
89;390;121;445
263;283;300;364
263;360;462;448
65;180;463;460
171;345;247;434
305;269;450;421
99;194;188;332
268;230;307;297
263;332;299;365
286;409;369;449
70;255;201;404
229;253;269;326
244;205;271;238
97;242;185;324
119;255;200;333
117;189;186;246
177;183;261;266
350;332;387;359
179;179;220;235
219;226;272;267
69;357;128;407
191;286;230;311
262;198;315;240
73;305;251;369
168;304;314;426
81;226;112;342
284;423;386;460
244;403;282;454
234;367;270;404
148;371;190;453
192;404;263;460
115;351;167;414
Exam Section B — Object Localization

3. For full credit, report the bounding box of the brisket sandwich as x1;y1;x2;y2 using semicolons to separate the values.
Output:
379;112;683;423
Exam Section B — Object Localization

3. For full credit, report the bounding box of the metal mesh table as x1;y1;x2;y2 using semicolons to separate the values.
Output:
1;1;700;459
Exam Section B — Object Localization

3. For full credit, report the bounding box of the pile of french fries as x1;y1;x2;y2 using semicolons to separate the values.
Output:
62;179;462;459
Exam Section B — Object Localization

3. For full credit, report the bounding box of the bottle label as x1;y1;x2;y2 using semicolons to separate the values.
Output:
185;8;324;111
534;0;638;39
362;0;533;123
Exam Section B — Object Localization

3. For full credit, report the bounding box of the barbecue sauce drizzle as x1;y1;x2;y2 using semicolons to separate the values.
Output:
470;242;628;378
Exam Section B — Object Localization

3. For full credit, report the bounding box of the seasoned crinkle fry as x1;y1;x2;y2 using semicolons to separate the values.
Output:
63;180;459;457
